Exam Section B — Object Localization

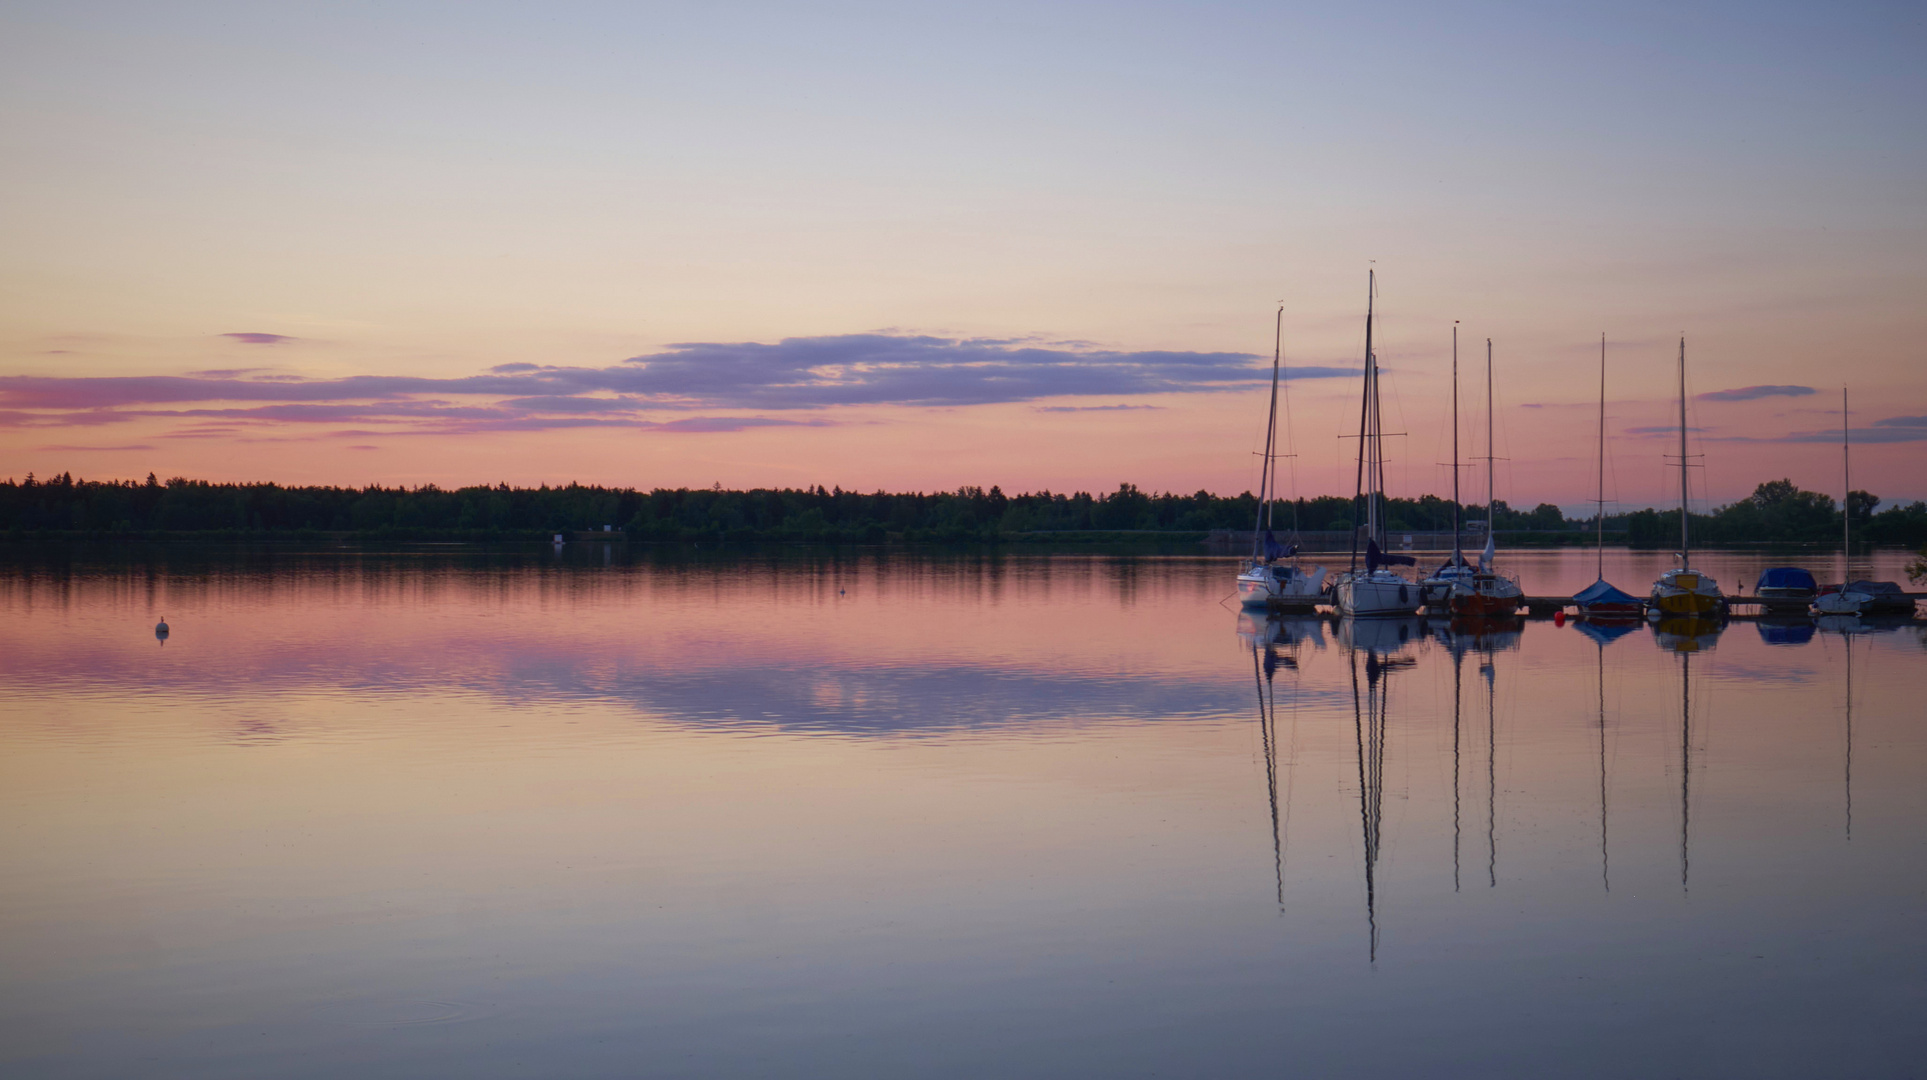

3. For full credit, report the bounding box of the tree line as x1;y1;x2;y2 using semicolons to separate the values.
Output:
2;472;1922;546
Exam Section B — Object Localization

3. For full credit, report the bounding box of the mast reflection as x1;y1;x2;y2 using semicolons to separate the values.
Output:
1341;620;1416;962
1244;614;1325;914
1433;616;1519;889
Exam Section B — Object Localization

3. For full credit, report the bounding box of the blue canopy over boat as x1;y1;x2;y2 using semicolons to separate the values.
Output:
1573;578;1640;608
1756;567;1817;592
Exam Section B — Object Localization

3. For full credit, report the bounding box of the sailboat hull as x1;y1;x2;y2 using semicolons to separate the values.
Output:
1651;592;1722;616
1649;585;1724;616
1578;601;1643;617
1236;564;1326;609
1446;574;1523;617
1333;572;1420;617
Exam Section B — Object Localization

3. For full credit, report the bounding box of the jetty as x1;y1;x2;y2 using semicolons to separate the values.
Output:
1261;591;1924;616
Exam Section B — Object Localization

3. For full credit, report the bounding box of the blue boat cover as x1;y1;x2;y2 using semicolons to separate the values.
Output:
1574;619;1639;644
1756;567;1816;591
1364;538;1416;571
1573;578;1640;607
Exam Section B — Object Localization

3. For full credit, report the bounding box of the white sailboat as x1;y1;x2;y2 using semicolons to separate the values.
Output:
1648;337;1726;617
1332;271;1421;617
1419;323;1474;608
1813;386;1869;617
1447;338;1524;616
1236;306;1326;609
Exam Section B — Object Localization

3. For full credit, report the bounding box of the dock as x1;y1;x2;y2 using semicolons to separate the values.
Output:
1265;592;1924;616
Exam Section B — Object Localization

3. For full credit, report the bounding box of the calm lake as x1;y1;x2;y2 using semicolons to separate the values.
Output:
2;545;1923;1078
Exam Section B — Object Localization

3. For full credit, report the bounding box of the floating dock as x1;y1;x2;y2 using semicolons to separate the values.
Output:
1265;592;1925;616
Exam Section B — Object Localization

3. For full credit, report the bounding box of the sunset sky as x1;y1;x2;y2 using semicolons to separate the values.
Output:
2;1;1922;514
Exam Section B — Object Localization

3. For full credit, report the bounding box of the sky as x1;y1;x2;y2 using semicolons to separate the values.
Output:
2;0;1923;514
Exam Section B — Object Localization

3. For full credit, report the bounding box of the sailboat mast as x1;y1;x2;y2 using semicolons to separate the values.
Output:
1251;310;1284;560
1452;324;1461;559
1678;337;1690;563
1842;386;1850;568
1597;334;1606;580
1366;291;1380;545
1349;274;1373;571
1486;339;1496;539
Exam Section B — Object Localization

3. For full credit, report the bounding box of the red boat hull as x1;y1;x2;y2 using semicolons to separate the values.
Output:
1449;592;1521;617
1577;601;1643;617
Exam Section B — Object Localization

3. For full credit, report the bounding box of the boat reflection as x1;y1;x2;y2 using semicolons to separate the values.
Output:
1235;613;1328;653
1653;615;1726;653
1347;647;1412;962
1335;615;1426;654
1248;625;1295;914
1755;615;1816;646
1430;614;1523;654
1573;617;1641;646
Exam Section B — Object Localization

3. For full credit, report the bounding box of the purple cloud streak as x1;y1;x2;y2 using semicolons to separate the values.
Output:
1698;385;1815;402
1;333;1327;438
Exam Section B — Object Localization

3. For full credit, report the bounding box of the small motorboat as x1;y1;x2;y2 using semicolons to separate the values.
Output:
1843;580;1913;616
1754;567;1817;612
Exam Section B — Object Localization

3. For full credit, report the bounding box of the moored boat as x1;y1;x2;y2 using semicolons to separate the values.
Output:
1575;333;1640;619
1808;388;1882;619
1574;578;1643;618
1447;338;1522;617
1839;580;1913;616
1235;306;1326;610
1812;583;1873;617
1420;322;1474;609
1331;271;1420;618
1648;337;1725;618
1754;567;1817;612
1651;568;1724;616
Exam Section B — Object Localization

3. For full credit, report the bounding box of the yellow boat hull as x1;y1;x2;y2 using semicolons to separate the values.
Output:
1650;590;1722;616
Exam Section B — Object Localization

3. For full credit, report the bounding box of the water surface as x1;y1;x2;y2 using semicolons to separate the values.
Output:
2;546;1923;1078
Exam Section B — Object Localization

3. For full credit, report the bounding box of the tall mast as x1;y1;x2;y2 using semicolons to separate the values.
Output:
1485;338;1495;541
1367;281;1380;545
1597;334;1606;580
1678;337;1690;564
1451;324;1461;561
1251;309;1284;561
1267;308;1282;531
1842;386;1850;569
1349;272;1373;571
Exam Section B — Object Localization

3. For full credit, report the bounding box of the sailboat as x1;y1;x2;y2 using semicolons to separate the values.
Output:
1814;387;1871;617
1447;339;1523;616
1420;323;1475;609
1648;337;1725;617
1237;306;1326;609
1574;334;1642;618
1332;271;1421;617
